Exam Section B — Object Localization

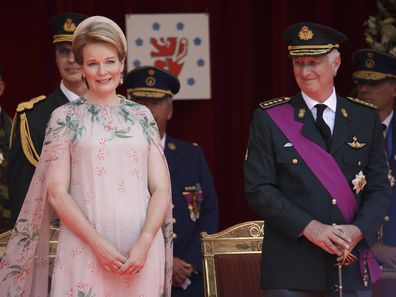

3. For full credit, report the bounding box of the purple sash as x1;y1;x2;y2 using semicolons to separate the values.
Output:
266;103;381;283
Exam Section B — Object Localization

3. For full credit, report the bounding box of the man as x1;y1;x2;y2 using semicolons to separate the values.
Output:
126;65;219;297
0;65;12;232
244;22;391;297
8;12;87;224
352;49;396;270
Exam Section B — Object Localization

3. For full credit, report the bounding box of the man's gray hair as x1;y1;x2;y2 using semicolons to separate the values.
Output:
327;49;340;64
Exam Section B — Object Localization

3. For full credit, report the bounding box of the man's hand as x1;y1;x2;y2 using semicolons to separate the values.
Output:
302;220;351;256
372;242;396;269
172;257;194;287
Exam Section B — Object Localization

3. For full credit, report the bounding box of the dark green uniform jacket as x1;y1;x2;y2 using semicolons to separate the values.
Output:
244;93;391;291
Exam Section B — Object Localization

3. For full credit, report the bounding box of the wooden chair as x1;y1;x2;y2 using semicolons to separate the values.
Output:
200;220;264;297
0;225;59;260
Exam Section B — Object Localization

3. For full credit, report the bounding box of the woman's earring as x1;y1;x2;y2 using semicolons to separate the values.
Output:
119;75;124;85
81;75;89;89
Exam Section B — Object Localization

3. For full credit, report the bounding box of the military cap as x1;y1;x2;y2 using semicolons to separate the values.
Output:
283;22;347;57
126;66;180;99
352;49;396;83
49;12;88;44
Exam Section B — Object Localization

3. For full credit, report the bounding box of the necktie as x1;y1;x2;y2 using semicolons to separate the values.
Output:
382;124;388;155
315;104;332;149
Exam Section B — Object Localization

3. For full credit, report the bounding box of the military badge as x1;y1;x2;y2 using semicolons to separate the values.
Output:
352;170;366;194
298;108;305;118
388;169;395;187
340;108;348;118
298;25;314;40
182;183;203;222
347;136;366;150
63;18;77;33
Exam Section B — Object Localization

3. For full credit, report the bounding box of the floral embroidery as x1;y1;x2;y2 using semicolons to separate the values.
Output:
117;179;127;192
88;261;99;273
84;191;95;204
352;170;367;194
95;166;107;176
70;246;83;257
97;147;109;161
66;288;74;297
121;276;131;289
45;114;85;144
128;149;139;162
130;168;142;179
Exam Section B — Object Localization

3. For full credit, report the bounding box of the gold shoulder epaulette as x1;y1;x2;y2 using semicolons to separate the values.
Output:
346;97;377;109
259;97;291;109
16;95;46;113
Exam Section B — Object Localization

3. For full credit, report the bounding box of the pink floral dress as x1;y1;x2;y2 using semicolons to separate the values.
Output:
0;98;173;297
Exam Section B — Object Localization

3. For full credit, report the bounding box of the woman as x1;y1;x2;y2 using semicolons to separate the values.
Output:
0;16;173;297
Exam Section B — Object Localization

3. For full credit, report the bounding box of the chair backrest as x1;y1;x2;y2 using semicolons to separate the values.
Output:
0;229;11;259
200;220;264;297
0;225;59;260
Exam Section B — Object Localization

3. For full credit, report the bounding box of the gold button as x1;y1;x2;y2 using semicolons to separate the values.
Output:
384;216;390;222
172;232;177;239
358;161;362;166
332;199;337;205
172;218;177;224
292;158;298;165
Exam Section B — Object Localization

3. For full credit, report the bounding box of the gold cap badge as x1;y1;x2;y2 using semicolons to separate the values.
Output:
298;26;314;41
145;77;156;87
63;18;77;33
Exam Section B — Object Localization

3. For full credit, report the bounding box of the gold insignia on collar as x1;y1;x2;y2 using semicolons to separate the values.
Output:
63;18;77;33
298;108;306;118
148;69;155;76
168;142;176;150
347;136;366;150
298;26;314;41
340;108;348;118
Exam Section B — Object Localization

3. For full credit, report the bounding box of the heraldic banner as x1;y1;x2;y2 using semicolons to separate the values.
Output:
125;13;211;100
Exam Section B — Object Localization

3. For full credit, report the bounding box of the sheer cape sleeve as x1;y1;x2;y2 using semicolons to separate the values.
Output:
0;99;173;297
0;105;73;296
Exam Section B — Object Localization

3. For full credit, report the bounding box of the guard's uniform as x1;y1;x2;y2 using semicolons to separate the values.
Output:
245;93;390;291
165;135;218;297
352;49;396;249
7;12;87;224
126;65;219;297
8;88;68;223
0;108;12;231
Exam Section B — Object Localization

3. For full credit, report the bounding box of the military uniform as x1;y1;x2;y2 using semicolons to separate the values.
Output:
8;12;87;224
245;93;390;291
165;135;218;297
245;22;391;296
0;108;12;231
352;49;396;258
8;88;68;223
126;66;219;297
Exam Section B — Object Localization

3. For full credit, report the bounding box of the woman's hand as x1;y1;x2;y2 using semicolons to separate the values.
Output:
118;233;153;275
90;236;127;273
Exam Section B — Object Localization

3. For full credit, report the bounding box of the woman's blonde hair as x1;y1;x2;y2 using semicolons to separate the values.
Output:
73;16;127;65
